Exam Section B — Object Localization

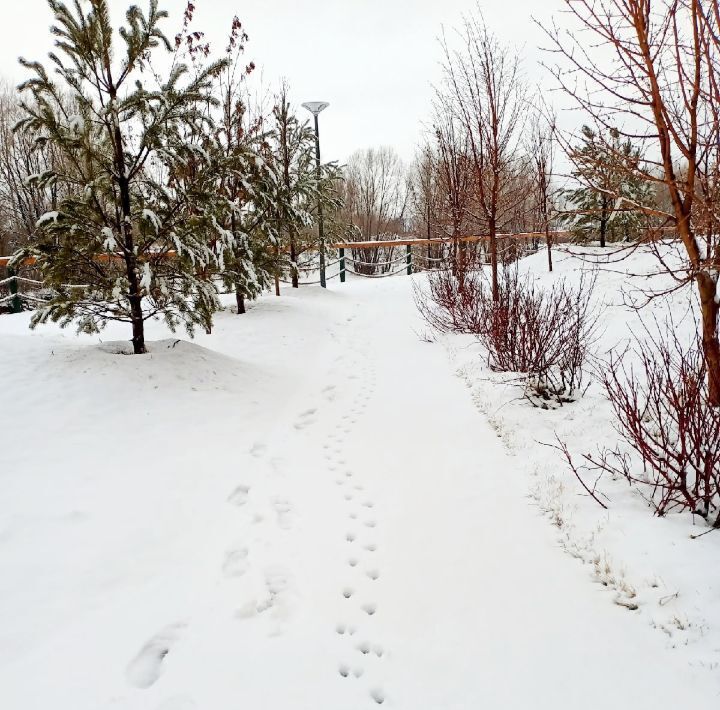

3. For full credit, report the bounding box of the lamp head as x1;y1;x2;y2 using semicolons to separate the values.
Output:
302;101;330;116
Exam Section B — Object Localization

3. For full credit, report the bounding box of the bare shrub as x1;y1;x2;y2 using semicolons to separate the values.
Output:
415;262;597;406
413;262;486;334
480;268;596;407
589;322;720;524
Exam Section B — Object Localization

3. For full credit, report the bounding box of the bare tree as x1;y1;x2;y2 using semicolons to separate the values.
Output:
431;96;474;269
527;106;557;272
542;0;720;405
0;82;61;256
439;9;528;299
342;146;410;272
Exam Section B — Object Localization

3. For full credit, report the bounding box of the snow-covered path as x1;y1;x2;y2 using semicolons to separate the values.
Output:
0;276;718;709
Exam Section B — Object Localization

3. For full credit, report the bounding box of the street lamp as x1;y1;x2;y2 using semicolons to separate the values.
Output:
302;101;330;288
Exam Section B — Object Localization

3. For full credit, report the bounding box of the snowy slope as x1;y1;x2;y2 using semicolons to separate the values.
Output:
0;271;718;709
443;245;720;673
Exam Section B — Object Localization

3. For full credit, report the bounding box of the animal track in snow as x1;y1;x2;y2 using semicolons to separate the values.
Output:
361;602;377;616
346;532;357;543
227;484;250;506
342;587;355;599
364;543;377;552
348;557;359;567
338;664;350;678
364;519;377;529
366;568;380;580
126;623;185;689
356;640;371;655
370;688;386;705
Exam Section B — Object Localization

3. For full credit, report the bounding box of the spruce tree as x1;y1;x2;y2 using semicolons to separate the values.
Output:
15;0;229;353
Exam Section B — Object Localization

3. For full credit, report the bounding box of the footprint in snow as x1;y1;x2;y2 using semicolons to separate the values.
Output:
294;408;318;430
222;547;249;578
126;623;186;689
249;442;266;458
227;484;250;507
271;497;293;529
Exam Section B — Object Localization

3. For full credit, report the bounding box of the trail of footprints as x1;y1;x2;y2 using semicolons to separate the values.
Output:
323;344;387;706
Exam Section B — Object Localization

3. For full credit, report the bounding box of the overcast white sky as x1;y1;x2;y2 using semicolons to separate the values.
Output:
1;0;566;164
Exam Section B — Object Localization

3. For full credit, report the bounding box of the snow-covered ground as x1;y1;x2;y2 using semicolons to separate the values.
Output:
0;260;718;709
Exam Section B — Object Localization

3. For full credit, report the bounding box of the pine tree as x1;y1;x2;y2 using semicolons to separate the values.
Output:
267;85;342;289
15;0;230;353
210;18;279;315
564;125;653;246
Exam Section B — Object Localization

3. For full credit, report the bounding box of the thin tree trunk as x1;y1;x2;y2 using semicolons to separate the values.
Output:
546;224;553;273
236;287;246;315
489;219;499;301
698;272;720;406
118;177;145;354
290;232;298;288
599;198;608;248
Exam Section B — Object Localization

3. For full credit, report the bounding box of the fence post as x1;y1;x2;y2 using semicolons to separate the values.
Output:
7;266;21;314
406;244;412;275
339;247;345;283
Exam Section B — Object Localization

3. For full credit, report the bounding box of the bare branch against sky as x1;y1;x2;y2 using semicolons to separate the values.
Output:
1;0;562;163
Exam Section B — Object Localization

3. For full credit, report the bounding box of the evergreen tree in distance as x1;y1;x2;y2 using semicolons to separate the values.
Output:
15;0;230;353
564;125;653;246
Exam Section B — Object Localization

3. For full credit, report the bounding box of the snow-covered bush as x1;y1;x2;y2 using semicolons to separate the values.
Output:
591;323;720;524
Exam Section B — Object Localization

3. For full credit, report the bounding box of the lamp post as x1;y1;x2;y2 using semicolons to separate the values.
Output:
302;101;329;288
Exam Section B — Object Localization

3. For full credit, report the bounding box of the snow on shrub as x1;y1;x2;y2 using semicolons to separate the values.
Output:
416;262;597;406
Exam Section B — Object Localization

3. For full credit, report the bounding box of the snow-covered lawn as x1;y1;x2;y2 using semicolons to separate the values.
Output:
0;262;718;709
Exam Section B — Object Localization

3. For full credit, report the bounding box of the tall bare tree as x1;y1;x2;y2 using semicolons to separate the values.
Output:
342;146;409;272
527;107;557;272
439;10;528;299
542;0;720;405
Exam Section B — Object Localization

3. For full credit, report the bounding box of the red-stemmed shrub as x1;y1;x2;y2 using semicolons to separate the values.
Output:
415;262;597;406
589;322;720;524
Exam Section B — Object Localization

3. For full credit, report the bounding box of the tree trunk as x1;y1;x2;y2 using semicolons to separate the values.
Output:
274;242;281;296
236;288;246;315
599;198;608;248
489;220;499;302
698;272;720;406
119;177;145;354
290;232;298;288
546;226;553;273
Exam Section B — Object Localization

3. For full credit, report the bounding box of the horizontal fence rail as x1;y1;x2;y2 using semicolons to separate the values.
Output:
0;232;574;312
